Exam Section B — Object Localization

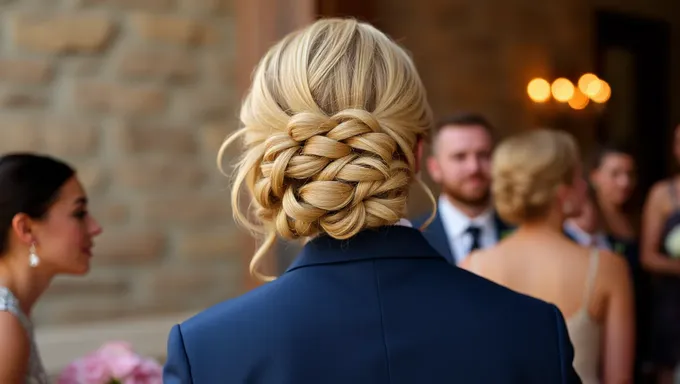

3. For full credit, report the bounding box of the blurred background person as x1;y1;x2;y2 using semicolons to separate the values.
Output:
413;113;512;265
589;144;652;382
640;124;680;384
589;144;638;245
564;187;613;250
461;129;635;384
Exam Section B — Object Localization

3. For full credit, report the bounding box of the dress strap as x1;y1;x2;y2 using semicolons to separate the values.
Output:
581;248;600;311
468;253;480;275
669;180;679;210
0;286;31;332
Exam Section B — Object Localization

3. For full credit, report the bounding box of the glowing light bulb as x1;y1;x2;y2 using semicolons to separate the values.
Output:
551;78;574;102
527;78;551;103
590;80;611;103
578;73;601;97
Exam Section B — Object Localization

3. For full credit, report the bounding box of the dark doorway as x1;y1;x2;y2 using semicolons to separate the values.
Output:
595;10;672;205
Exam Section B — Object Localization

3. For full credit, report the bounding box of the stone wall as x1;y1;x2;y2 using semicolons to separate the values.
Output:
0;0;242;326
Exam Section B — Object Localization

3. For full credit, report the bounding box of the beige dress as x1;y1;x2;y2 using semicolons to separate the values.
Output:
565;249;602;384
468;248;603;383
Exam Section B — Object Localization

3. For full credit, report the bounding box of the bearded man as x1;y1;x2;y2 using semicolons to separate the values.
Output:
412;113;512;265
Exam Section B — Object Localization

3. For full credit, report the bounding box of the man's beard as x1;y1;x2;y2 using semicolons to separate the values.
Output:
443;184;491;208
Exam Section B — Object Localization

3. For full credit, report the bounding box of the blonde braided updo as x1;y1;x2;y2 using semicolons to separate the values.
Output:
218;18;435;280
492;129;579;224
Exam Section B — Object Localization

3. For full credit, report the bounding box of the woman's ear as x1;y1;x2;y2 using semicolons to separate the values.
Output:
11;213;35;246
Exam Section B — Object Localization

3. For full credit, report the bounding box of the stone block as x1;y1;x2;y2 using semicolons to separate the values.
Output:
117;47;198;83
179;0;231;15
114;159;208;192
0;58;53;84
130;14;220;46
114;122;198;155
92;230;166;265
71;161;109;195
90;201;130;226
74;82;167;116
0;89;48;109
10;13;115;54
142;194;230;226
176;226;243;262
71;0;173;10
44;274;129;298
43;118;100;157
0;118;43;153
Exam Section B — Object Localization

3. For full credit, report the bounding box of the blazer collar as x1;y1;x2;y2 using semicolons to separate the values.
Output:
285;226;444;273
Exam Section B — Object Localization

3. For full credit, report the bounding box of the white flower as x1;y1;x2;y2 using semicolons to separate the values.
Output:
664;226;680;259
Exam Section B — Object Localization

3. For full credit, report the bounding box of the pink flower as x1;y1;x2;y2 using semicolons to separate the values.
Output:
123;358;163;384
58;341;162;384
96;342;141;379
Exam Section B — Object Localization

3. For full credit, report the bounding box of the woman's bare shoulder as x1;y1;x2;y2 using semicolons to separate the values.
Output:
595;249;631;287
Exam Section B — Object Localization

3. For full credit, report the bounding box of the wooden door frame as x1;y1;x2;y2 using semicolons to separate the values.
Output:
234;0;315;292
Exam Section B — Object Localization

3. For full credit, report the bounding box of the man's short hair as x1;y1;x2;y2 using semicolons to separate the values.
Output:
431;112;496;148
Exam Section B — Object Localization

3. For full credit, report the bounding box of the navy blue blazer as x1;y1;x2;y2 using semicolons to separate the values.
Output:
164;226;580;384
412;210;514;265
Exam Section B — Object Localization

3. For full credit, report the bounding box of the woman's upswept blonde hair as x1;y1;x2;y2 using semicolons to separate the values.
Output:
218;18;435;280
492;129;579;224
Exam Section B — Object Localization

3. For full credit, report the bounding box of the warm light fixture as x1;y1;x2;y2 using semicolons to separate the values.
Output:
568;88;589;110
577;73;601;98
551;78;574;103
590;80;611;103
527;73;611;109
527;78;551;103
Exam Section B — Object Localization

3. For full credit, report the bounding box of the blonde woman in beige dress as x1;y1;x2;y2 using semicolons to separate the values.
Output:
461;129;635;384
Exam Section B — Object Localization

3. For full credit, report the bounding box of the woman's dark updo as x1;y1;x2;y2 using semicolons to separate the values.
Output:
0;153;75;255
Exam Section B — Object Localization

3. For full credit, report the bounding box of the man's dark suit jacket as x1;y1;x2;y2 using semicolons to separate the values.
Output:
163;225;581;384
412;210;514;265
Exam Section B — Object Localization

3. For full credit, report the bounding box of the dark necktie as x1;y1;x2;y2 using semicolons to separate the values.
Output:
466;225;482;254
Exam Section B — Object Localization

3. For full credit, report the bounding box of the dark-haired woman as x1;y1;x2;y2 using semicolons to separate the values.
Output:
0;153;102;383
641;125;680;384
589;145;653;381
589;144;638;244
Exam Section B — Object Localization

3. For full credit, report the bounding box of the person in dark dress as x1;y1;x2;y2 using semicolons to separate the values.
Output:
589;143;652;381
641;124;680;384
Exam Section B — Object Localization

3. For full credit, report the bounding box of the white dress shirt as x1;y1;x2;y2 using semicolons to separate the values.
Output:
438;196;497;264
563;221;612;250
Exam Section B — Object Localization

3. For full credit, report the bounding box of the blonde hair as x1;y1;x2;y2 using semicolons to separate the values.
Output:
218;18;436;281
492;129;579;224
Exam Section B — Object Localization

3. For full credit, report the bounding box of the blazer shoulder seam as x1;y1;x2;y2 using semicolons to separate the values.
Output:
550;305;566;383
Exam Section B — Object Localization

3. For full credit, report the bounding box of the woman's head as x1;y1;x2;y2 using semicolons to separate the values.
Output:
492;129;586;225
0;153;102;275
219;19;433;279
589;143;636;206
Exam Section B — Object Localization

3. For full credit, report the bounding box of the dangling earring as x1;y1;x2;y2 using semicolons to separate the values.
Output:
29;243;40;268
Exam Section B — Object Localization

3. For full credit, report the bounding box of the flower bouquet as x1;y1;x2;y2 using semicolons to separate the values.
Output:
57;341;162;384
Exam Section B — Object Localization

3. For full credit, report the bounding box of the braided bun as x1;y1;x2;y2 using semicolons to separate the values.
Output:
218;19;434;280
491;129;579;224
256;109;410;239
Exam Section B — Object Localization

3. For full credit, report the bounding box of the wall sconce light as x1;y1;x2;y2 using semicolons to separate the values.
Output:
527;73;611;109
